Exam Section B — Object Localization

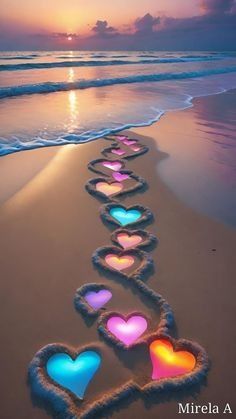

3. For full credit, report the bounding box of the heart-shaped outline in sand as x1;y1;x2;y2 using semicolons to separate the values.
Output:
88;158;126;177
74;283;113;317
76;334;209;419
92;246;153;281
102;142;149;160
28;343;102;419
111;228;158;250
100;203;153;228
86;174;147;202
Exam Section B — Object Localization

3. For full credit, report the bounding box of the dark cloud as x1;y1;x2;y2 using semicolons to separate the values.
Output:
134;13;160;34
200;0;236;14
92;20;118;37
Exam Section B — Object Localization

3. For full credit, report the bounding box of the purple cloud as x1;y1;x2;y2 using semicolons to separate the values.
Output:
200;0;236;14
92;20;118;37
134;13;160;34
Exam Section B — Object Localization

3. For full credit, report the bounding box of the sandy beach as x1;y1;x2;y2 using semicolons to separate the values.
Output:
0;91;236;418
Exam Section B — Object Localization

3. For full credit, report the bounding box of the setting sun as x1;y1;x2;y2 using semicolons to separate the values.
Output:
67;36;72;41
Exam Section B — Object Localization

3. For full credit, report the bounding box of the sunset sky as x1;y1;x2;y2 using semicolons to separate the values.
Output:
1;0;236;50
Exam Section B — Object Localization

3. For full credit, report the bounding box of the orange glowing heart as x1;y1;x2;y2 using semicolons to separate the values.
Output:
150;339;196;380
105;254;134;271
96;182;123;196
117;232;143;249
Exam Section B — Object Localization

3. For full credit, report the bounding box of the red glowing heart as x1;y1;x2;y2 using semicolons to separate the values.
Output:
150;339;196;380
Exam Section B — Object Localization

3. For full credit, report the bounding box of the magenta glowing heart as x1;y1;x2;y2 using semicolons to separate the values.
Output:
102;161;122;171
112;172;130;182
111;148;126;156
116;135;128;141
107;315;147;346
84;290;112;310
123;139;137;146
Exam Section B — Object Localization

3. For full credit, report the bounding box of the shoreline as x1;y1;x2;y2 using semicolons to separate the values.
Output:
1;85;236;159
0;94;235;418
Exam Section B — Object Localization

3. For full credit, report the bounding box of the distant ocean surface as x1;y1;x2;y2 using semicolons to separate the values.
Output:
0;50;236;156
0;51;236;226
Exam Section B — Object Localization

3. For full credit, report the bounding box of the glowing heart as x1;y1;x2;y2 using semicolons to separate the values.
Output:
116;135;128;141
123;139;137;146
96;181;123;196
84;290;112;310
116;232;143;249
105;254;134;271
130;145;141;152
102;161;122;171
110;207;142;226
150;339;196;380
107;315;147;346
111;148;125;156
112;172;129;182
46;351;101;399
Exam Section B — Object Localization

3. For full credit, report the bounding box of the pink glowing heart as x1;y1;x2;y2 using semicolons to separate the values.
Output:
130;145;141;152
105;254;134;271
102;161;122;171
107;315;147;346
84;290;112;310
111;148;126;156
96;181;123;196
123;139;137;146
112;172;129;182
116;232;143;249
116;135;128;141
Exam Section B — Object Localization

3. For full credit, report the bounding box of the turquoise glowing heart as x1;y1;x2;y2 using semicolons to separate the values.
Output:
109;207;142;226
46;351;101;400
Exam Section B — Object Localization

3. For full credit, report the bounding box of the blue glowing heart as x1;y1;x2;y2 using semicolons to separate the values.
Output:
46;351;101;400
110;207;142;226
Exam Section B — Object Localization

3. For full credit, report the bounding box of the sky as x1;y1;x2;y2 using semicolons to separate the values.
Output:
0;0;236;50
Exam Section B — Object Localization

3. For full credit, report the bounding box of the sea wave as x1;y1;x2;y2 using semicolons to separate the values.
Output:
0;55;223;71
1;66;236;99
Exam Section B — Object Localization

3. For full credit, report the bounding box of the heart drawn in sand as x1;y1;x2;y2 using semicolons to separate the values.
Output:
110;207;142;226
116;135;128;141
105;254;134;271
46;351;101;399
96;181;123;196
111;148;125;156
150;339;196;380
130;145;141;152
116;232;143;249
84;290;112;310
123;139;137;146
107;315;147;346
102;161;123;171
112;172;130;182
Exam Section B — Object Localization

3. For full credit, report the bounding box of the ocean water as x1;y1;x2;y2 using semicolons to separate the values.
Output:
0;50;236;225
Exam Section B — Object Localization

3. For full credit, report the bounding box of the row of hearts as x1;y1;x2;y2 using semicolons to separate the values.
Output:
28;134;209;418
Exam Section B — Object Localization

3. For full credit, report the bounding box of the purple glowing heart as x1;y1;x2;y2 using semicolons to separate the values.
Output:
84;290;112;310
112;172;130;182
107;315;147;346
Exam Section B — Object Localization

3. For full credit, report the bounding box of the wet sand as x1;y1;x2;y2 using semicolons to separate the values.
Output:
0;92;235;418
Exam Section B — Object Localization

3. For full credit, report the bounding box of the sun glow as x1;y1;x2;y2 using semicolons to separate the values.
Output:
67;36;72;41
